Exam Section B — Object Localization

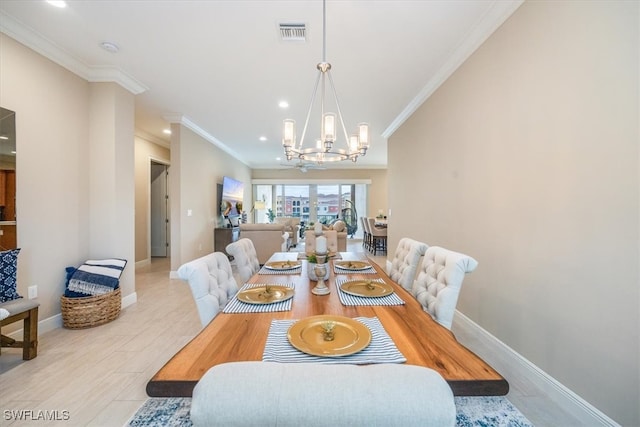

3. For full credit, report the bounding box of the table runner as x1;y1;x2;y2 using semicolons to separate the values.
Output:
262;316;406;364
335;278;406;306
223;283;294;313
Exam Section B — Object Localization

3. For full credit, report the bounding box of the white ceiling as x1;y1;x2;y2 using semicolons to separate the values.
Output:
0;0;522;169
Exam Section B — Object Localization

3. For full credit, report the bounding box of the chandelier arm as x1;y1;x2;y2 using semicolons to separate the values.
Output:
326;71;352;150
320;69;326;125
298;70;323;152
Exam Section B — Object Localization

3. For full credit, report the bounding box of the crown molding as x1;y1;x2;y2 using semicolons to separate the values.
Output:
134;130;170;149
0;11;148;95
382;0;524;139
164;114;250;167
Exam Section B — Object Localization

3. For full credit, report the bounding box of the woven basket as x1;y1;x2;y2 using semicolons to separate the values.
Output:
60;288;121;329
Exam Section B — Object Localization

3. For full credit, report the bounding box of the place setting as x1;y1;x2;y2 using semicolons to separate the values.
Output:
223;283;295;313
335;277;406;306
258;260;302;275
333;260;377;274
262;314;406;364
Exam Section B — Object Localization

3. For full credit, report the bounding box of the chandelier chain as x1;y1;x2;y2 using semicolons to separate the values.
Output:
281;0;370;164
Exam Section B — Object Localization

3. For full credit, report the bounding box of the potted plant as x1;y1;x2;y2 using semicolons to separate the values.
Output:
306;253;329;281
265;208;276;223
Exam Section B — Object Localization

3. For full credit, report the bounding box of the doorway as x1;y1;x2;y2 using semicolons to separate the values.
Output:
150;160;169;257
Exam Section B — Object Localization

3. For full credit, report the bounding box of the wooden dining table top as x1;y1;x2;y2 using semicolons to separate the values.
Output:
146;252;508;397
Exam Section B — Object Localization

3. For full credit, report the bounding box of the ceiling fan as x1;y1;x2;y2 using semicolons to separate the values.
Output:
279;161;327;173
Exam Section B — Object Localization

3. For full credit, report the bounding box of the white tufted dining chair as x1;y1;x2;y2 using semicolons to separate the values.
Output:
412;246;478;329
387;238;429;291
177;252;239;328
304;230;339;255
225;238;260;283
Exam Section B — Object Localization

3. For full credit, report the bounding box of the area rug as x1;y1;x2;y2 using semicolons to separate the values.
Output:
127;396;533;426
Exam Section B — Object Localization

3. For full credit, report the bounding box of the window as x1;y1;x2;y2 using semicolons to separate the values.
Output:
253;182;366;238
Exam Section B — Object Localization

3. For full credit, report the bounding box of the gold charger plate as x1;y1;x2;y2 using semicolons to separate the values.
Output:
340;280;394;298
263;260;301;270
287;315;371;357
236;285;294;305
334;260;371;271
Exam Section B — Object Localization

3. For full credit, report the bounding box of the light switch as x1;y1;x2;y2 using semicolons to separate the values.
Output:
187;209;193;217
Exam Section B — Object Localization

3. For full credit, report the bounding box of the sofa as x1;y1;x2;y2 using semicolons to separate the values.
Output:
273;216;301;247
239;223;289;264
313;219;347;252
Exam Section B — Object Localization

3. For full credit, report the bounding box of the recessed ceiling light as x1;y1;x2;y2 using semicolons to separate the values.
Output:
163;129;172;135
276;157;282;161
100;41;119;53
259;136;267;141
46;1;67;8
278;101;289;109
0;136;8;140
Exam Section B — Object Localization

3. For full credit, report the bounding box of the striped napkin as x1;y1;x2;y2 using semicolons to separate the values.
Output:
335;278;405;306
262;316;406;364
223;283;294;314
333;263;377;274
258;265;301;275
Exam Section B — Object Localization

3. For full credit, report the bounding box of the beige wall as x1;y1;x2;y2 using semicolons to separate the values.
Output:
388;1;638;424
0;34;136;326
171;125;252;270
134;137;170;263
251;168;388;217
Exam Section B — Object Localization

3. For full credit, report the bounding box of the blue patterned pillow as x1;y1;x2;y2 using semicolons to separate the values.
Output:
0;248;22;303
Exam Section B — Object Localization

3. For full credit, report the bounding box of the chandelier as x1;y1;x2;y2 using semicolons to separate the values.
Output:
282;0;369;164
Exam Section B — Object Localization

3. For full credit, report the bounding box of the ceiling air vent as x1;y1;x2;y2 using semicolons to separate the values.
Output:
279;23;306;42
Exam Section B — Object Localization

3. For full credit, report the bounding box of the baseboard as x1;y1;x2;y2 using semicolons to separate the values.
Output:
122;291;137;308
169;270;179;279
8;291;138;340
135;258;151;269
454;310;619;427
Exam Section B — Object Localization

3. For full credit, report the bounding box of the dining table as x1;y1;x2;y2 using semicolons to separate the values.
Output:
146;251;508;397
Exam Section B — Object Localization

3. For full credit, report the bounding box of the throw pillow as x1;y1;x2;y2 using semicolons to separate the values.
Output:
332;220;346;232
0;248;22;303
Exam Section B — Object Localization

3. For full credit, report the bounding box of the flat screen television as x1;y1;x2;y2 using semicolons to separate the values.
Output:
220;176;244;225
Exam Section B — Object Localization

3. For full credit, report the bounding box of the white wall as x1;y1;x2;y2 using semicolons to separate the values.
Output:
0;34;136;327
171;124;252;270
388;1;638;424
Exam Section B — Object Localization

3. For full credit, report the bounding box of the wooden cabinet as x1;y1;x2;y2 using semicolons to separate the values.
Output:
214;227;240;257
0;224;16;250
0;170;16;221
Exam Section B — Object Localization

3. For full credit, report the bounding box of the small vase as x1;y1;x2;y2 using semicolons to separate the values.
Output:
308;263;330;281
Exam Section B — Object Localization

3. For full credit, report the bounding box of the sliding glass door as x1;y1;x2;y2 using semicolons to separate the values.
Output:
253;182;367;238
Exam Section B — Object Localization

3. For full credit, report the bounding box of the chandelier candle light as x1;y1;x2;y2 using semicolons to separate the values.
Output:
282;0;370;164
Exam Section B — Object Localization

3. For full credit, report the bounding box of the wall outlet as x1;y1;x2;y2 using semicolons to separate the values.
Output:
28;285;37;299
